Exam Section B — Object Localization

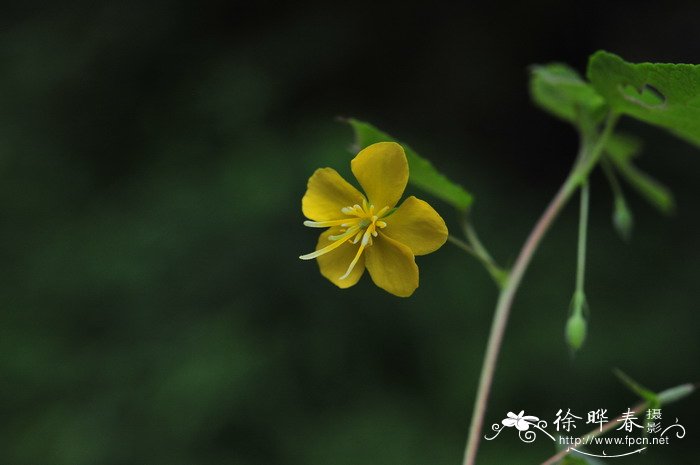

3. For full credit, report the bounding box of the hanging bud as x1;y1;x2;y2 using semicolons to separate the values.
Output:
565;291;588;352
566;312;587;351
613;197;633;242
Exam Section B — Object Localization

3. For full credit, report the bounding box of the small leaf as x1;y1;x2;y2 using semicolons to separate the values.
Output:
657;383;695;405
587;51;700;148
562;456;590;465
562;455;605;465
343;118;473;211
608;160;674;215
604;132;642;163
530;63;607;124
559;450;605;465
604;134;675;214
613;369;658;403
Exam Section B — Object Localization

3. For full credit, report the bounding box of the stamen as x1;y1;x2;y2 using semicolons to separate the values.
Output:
304;219;352;228
339;227;373;280
351;229;363;244
328;225;359;241
340;218;361;227
303;200;390;269
376;206;390;217
299;228;357;260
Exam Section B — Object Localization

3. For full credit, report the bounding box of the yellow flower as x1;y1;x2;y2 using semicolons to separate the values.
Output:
299;142;448;297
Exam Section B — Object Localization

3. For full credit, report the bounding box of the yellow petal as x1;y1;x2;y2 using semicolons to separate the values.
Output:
351;142;408;210
302;168;365;221
364;234;418;297
316;228;365;289
382;196;448;256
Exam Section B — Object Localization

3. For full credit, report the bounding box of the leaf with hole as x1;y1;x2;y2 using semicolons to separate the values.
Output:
587;51;700;147
343;118;473;211
530;63;607;124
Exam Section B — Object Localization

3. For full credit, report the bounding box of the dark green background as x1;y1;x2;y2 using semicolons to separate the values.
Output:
1;1;698;464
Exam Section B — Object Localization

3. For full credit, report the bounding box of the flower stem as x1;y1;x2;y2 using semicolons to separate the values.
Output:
576;181;589;296
447;235;476;256
462;218;508;288
448;219;507;288
461;113;618;465
461;175;577;465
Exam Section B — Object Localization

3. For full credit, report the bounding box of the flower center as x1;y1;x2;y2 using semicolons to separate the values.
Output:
299;199;390;280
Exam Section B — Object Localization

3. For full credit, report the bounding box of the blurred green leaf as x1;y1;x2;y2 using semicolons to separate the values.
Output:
613;369;657;403
344;118;473;211
604;136;675;214
587;51;700;147
562;455;593;465
604;133;642;163
530;63;607;123
658;383;696;405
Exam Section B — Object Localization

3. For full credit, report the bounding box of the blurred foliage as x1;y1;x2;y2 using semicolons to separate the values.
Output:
0;1;699;465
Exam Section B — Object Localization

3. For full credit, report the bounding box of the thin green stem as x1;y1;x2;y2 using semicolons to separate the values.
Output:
576;182;589;295
572;112;620;184
447;235;476;256
462;220;493;265
448;216;507;288
601;157;624;199
461;113;619;465
463;218;507;288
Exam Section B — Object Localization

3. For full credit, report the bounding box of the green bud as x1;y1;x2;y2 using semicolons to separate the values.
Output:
613;197;633;241
566;312;587;351
566;291;588;351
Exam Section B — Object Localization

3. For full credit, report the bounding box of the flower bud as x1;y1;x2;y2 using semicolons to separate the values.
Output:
613;197;633;241
566;312;587;351
566;291;588;352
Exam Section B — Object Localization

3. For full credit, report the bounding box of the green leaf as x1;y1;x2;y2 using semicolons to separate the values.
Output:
604;132;642;163
343;118;473;211
562;456;589;465
604;135;675;214
613;369;658;403
658;383;695;405
529;63;607;124
587;51;700;147
562;455;605;465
